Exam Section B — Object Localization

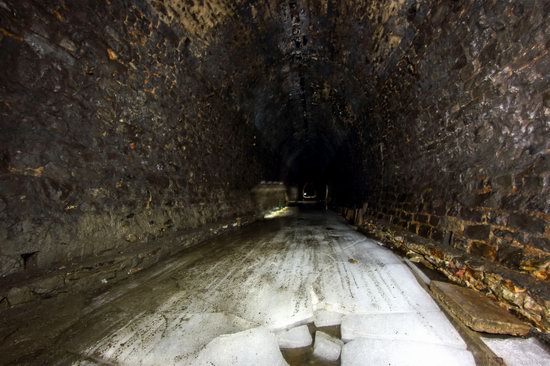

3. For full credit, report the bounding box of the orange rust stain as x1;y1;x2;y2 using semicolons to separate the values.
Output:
532;269;547;281
144;87;157;95
8;165;45;177
107;48;118;61
0;27;24;42
52;10;65;22
32;166;45;177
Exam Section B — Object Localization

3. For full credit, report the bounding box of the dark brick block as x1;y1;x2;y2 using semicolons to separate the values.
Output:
460;208;483;222
522;176;543;191
464;225;491;240
469;241;497;261
416;214;429;223
508;214;546;234
492;229;518;240
494;175;513;191
496;242;524;269
418;224;431;238
429;215;440;226
530;237;550;252
433;205;447;216
431;228;444;241
403;203;415;211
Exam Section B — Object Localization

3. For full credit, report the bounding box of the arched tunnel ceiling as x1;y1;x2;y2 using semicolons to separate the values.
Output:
149;0;415;187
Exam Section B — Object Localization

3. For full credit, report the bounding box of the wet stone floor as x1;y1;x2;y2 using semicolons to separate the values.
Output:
1;209;477;365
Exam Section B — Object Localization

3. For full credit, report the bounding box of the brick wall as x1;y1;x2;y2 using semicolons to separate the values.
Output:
362;0;549;281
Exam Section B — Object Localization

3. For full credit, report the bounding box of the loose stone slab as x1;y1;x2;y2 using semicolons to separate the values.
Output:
341;311;467;349
431;281;531;335
341;338;476;366
277;325;312;348
313;331;344;361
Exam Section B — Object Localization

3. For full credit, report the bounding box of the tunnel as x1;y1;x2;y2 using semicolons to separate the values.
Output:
0;0;549;365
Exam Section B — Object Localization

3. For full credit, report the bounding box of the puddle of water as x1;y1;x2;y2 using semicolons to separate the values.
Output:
281;323;341;366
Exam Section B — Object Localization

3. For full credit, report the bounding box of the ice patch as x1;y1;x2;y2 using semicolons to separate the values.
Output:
341;311;467;349
482;337;550;366
83;312;255;365
277;325;312;348
314;309;344;327
315;263;440;314
313;331;344;361
341;338;476;366
193;327;288;366
347;246;403;266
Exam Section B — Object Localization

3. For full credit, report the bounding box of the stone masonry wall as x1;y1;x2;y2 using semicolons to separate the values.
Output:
0;0;264;277
363;0;550;282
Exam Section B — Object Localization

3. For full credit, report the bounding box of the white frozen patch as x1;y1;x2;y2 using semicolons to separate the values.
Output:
347;246;404;266
313;331;344;361
314;309;344;327
193;327;289;366
481;337;550;366
277;325;312;348
315;262;440;314
341;312;467;349
83;312;255;365
341;338;476;366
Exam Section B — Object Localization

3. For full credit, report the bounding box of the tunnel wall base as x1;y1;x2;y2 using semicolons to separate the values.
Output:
0;212;256;311
340;207;549;332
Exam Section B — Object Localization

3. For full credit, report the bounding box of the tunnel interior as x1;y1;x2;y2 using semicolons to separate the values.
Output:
0;0;549;362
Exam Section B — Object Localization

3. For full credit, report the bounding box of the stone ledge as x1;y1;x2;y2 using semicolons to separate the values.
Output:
342;210;549;332
431;281;531;336
0;213;260;312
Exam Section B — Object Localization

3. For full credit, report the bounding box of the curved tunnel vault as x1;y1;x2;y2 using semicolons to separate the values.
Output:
0;0;549;344
222;0;373;203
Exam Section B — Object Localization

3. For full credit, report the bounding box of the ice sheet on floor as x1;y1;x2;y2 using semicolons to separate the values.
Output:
277;325;312;348
82;312;255;365
346;246;404;266
173;230;316;330
481;336;550;366
341;338;476;366
193;327;289;366
73;211;465;366
341;311;467;349
314;262;440;314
